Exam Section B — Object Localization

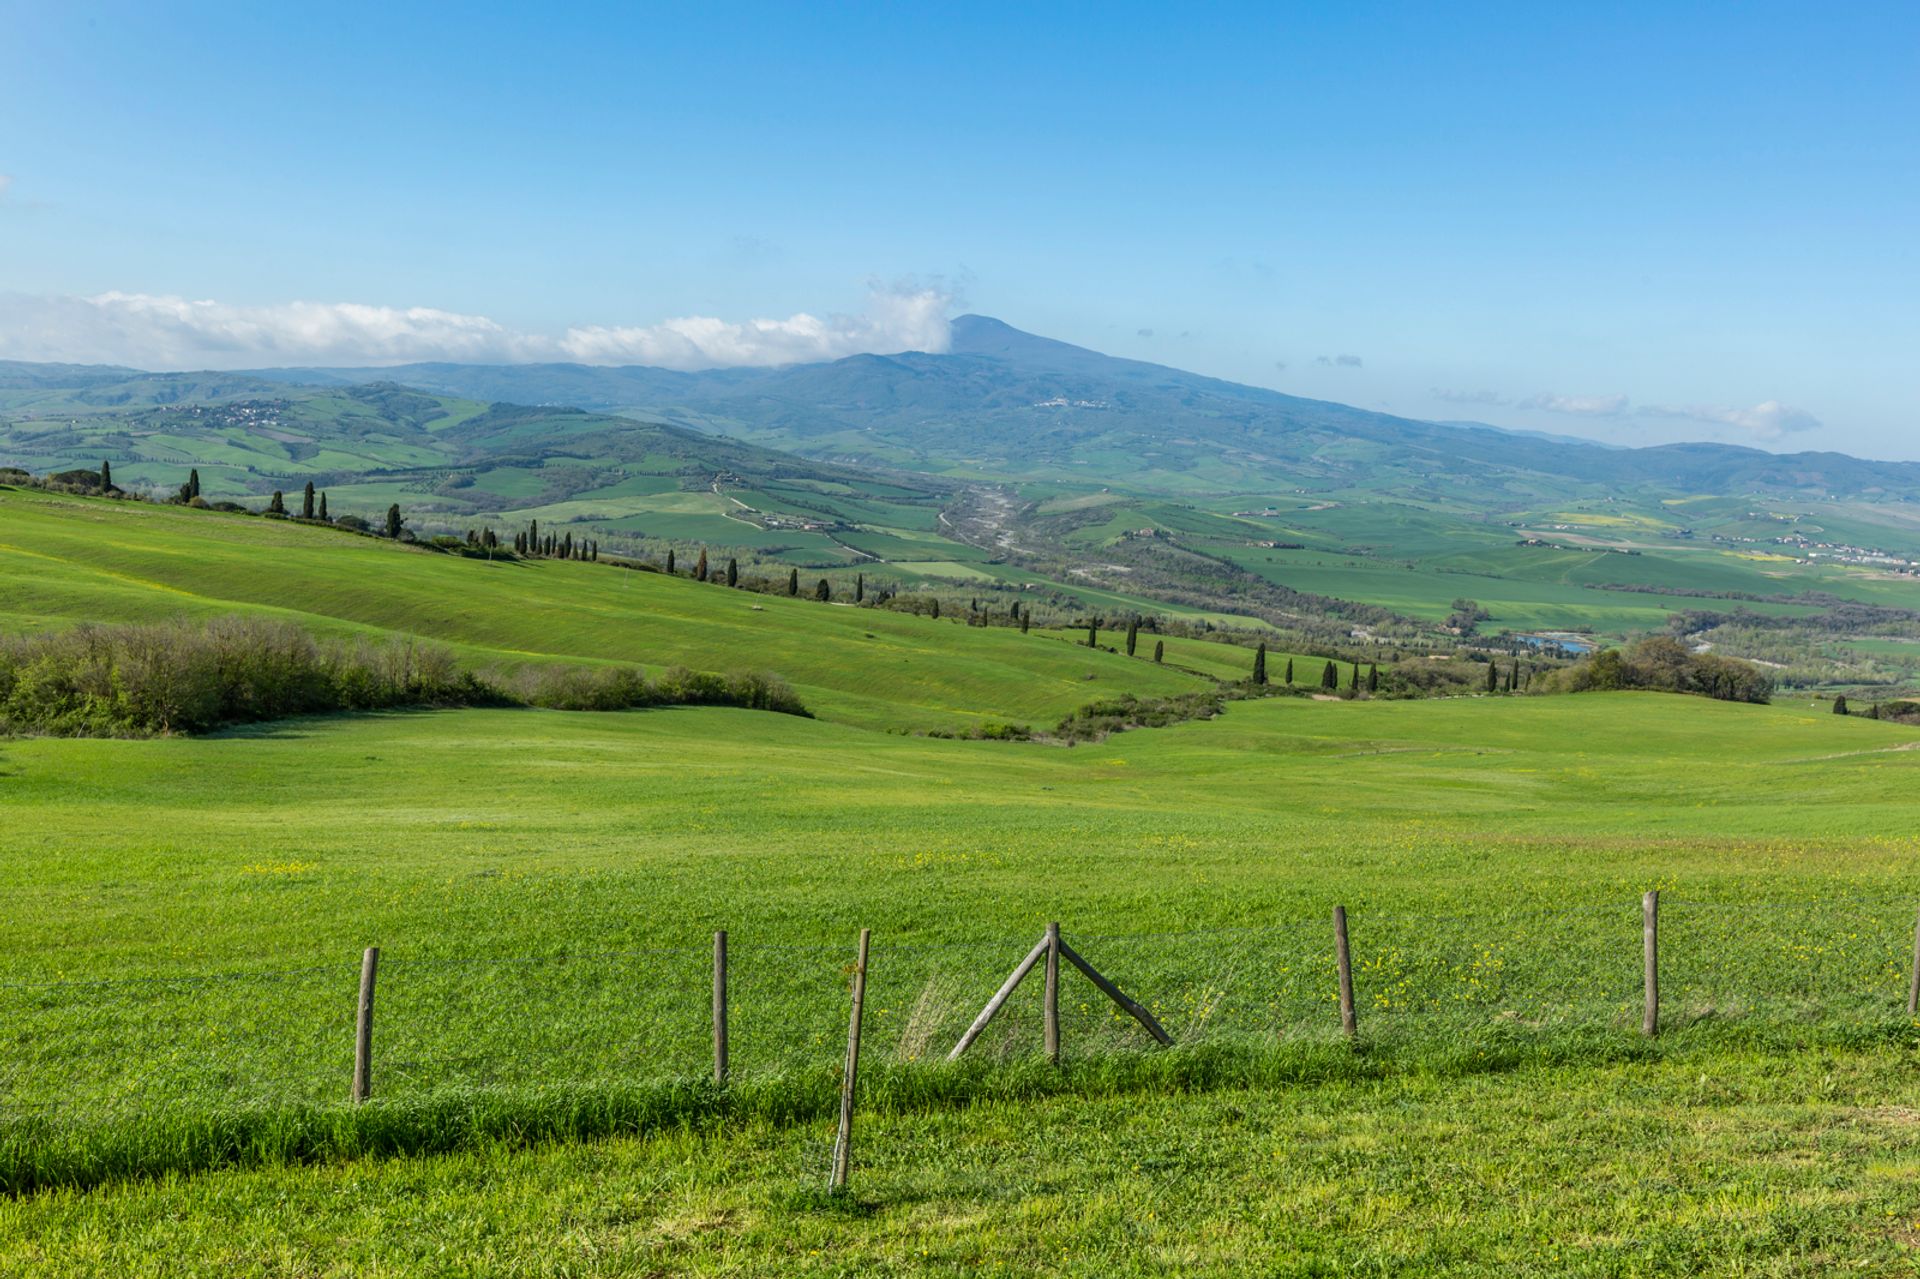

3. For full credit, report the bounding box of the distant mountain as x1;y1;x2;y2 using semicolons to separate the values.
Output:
215;317;1917;504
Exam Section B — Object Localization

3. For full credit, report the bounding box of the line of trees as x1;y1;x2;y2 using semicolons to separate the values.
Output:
511;518;597;560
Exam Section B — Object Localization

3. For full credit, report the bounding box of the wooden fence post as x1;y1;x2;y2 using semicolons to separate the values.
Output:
1044;921;1061;1066
713;930;728;1086
1906;907;1919;1018
1333;906;1356;1037
830;928;870;1191
1643;890;1659;1037
352;946;379;1103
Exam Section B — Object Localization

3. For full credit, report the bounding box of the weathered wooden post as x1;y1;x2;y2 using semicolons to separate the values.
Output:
352;946;379;1103
713;930;729;1085
1333;906;1356;1037
1044;921;1061;1066
1906;908;1919;1018
830;928;871;1191
1643;890;1659;1037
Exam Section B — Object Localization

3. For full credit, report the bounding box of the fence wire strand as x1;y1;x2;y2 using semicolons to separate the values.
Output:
4;896;1917;1135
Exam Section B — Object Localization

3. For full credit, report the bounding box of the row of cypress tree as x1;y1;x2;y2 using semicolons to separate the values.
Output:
1249;641;1382;693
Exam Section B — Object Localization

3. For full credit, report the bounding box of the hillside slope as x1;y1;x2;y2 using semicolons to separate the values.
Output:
0;486;1209;731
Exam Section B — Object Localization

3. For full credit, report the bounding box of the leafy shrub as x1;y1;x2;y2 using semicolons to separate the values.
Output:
1536;636;1773;704
0;617;811;736
1052;691;1225;742
0;618;491;736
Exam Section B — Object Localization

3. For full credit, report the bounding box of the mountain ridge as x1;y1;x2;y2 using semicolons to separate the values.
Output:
2;318;1913;498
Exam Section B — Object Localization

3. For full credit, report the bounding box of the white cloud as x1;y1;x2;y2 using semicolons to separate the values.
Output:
1638;400;1821;442
1431;387;1508;407
1517;392;1630;416
1315;353;1363;368
0;283;954;371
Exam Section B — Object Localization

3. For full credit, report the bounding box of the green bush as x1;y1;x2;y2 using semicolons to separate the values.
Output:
1538;636;1773;704
0;618;811;736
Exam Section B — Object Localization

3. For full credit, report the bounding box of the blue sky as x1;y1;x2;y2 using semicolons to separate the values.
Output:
2;2;1915;456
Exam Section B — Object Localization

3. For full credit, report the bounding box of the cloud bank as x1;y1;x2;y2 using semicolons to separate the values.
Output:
1518;392;1630;417
0;284;954;371
1637;400;1821;441
1432;386;1820;443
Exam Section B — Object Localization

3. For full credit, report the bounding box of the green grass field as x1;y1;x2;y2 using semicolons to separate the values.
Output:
8;490;1920;1272
0;487;1208;731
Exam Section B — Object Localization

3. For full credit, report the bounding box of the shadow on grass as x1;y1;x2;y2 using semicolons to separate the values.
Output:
4;1017;1914;1199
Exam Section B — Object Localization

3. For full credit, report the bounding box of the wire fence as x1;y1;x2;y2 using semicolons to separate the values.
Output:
4;894;1918;1139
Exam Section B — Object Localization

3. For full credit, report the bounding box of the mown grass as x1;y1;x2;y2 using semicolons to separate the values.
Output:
8;1044;1920;1275
5;694;1920;1202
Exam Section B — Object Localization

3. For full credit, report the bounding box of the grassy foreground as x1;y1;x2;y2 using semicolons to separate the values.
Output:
5;1046;1920;1275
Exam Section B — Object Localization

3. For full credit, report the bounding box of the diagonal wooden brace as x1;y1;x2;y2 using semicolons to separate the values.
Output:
947;932;1051;1060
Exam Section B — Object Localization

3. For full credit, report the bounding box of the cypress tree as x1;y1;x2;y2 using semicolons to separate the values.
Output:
591;541;598;562
1126;619;1139;657
530;519;540;555
301;481;315;520
1486;661;1499;693
1153;640;1164;663
188;468;201;499
931;598;941;620
666;548;676;574
1087;618;1099;648
726;557;738;587
695;549;708;581
385;504;403;539
318;492;329;521
1285;659;1294;684
1252;642;1268;685
788;568;799;596
1320;660;1338;690
1020;609;1030;635
815;578;831;602
1349;662;1359;692
268;490;286;514
99;459;112;492
1368;664;1380;693
856;573;865;603
1834;694;1850;715
1506;662;1518;692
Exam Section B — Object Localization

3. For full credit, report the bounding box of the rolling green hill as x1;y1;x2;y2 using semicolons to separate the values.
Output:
0;485;1209;731
107;318;1919;681
11;331;1920;689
